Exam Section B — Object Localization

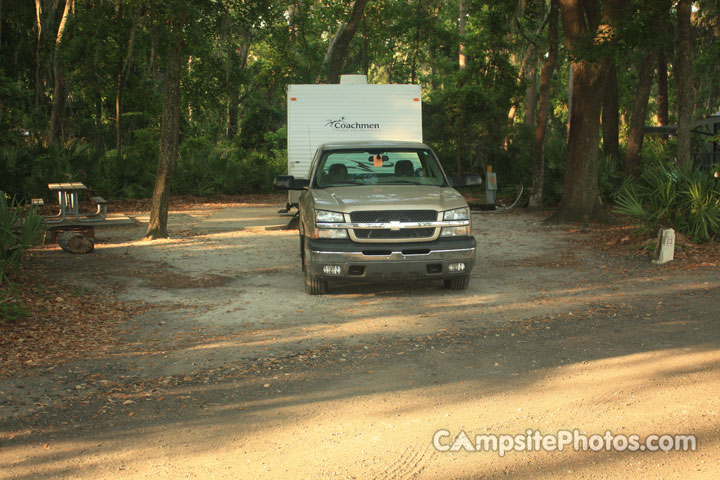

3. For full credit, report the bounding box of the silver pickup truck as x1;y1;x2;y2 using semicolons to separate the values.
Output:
274;141;482;294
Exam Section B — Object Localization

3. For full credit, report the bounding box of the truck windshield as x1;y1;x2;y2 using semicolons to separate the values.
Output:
314;149;447;188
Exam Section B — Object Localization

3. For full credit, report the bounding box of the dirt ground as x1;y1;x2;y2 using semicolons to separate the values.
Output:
1;199;719;479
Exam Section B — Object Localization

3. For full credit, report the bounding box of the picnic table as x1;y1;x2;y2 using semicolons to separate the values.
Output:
44;182;107;224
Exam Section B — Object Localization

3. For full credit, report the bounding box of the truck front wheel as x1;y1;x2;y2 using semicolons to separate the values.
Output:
444;275;469;291
303;237;328;295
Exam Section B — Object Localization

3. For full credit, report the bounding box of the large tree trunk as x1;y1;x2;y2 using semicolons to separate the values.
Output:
551;59;607;222
529;0;558;210
602;61;620;159
289;1;313;82
624;51;655;176
49;0;72;146
548;0;628;223
656;51;669;126
459;0;467;69
116;7;139;158
322;0;368;83
675;0;694;169
34;0;42;112
144;42;183;240
523;57;539;128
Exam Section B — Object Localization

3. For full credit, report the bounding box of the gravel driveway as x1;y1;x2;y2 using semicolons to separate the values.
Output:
1;205;718;479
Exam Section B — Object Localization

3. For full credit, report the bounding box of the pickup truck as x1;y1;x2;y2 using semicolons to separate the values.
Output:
274;140;482;294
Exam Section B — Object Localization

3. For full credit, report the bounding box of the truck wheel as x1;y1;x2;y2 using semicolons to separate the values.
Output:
305;271;328;295
302;237;328;294
300;234;306;273
444;275;469;290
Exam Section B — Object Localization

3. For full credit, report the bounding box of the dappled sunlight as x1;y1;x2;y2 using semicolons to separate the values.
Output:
4;342;718;479
9;207;719;479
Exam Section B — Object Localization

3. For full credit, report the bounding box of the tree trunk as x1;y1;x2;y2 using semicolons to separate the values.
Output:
529;0;558;209
58;231;94;254
625;51;655;176
548;0;628;223
361;11;369;76
144;42;183;240
566;66;572;141
289;0;313;82
410;2;422;83
523;58;538;128
657;51;669;126
459;0;467;69
323;0;368;83
49;0;72;146
602;61;619;159
34;0;42;112
116;7;139;158
675;0;694;169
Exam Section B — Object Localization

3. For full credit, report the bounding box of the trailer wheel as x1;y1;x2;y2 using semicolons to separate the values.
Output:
444;275;469;291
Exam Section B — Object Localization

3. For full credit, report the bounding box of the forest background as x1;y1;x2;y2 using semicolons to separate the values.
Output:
1;0;719;227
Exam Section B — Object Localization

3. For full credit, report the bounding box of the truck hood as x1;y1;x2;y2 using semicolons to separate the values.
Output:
310;185;469;213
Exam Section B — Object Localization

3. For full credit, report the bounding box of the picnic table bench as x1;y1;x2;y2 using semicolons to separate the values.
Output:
44;182;107;225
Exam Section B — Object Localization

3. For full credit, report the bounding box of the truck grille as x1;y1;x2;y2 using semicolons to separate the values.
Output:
354;228;435;240
349;210;438;241
349;210;437;223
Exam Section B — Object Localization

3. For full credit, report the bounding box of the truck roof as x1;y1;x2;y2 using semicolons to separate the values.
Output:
319;140;429;150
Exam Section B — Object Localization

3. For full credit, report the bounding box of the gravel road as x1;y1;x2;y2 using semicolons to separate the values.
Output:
1;205;718;479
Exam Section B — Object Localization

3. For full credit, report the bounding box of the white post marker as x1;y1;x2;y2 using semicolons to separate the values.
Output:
486;167;497;205
653;228;675;264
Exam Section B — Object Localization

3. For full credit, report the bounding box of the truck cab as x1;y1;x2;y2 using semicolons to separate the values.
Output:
275;140;481;294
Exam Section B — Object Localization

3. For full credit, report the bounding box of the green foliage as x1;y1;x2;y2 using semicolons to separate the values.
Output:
173;129;286;196
540;131;568;206
598;154;623;202
614;161;720;243
2;0;718;205
0;193;44;284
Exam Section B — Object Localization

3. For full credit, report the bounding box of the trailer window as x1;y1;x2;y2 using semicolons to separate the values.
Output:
314;150;447;187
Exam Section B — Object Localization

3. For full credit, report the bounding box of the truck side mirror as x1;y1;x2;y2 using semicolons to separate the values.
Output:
274;175;309;190
449;173;482;188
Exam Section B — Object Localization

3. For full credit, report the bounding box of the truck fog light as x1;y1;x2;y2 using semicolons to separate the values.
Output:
323;265;343;275
448;262;466;273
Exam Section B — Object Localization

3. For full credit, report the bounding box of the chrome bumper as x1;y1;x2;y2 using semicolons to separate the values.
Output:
306;238;476;280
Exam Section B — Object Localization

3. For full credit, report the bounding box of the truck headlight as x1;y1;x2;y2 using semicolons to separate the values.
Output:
441;208;470;236
441;226;470;237
443;207;469;220
315;210;347;238
316;210;345;223
317;228;348;239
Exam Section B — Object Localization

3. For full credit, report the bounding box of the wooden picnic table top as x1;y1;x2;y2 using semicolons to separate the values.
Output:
48;182;87;191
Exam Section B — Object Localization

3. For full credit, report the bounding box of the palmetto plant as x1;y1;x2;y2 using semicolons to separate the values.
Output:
614;160;720;243
0;192;44;284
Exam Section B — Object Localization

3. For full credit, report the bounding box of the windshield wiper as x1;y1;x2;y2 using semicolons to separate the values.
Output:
322;182;364;187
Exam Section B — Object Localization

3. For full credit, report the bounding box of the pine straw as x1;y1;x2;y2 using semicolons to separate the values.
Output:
575;221;720;269
0;265;148;379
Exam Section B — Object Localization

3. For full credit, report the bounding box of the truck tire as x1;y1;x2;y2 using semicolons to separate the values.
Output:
302;237;328;294
444;275;469;291
305;272;328;295
300;234;306;273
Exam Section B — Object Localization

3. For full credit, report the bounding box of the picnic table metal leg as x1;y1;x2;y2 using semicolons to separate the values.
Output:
44;191;67;224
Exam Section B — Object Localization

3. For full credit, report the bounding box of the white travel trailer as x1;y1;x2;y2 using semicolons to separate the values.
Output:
283;75;422;209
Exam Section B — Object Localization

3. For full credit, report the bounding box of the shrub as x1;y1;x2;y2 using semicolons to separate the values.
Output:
0;192;44;283
614;160;720;243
